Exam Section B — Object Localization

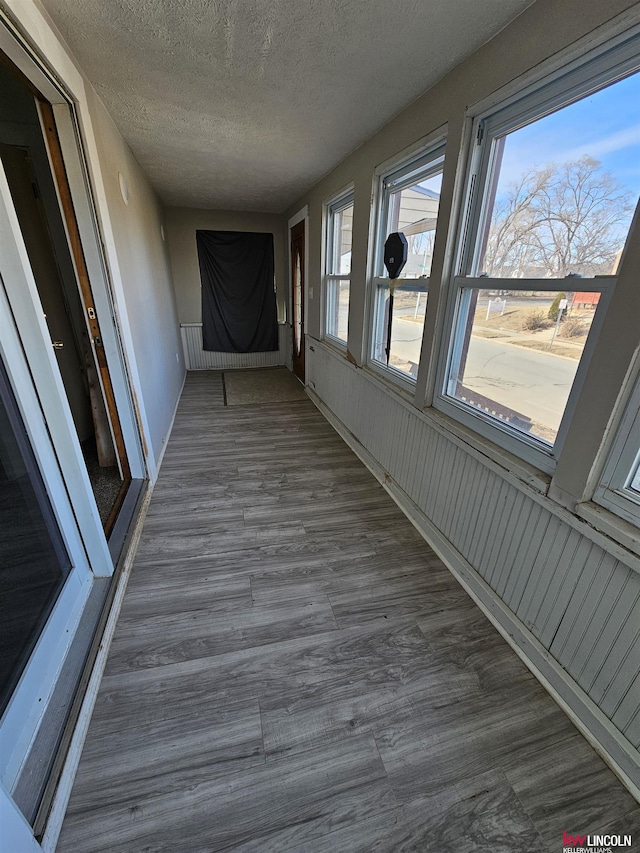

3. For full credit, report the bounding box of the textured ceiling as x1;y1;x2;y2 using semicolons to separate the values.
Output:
39;0;533;212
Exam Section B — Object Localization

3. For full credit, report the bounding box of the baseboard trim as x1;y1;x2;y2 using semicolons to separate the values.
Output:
307;387;640;802
151;369;187;482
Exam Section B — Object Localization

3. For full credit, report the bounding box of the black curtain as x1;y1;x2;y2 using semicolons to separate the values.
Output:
197;230;278;353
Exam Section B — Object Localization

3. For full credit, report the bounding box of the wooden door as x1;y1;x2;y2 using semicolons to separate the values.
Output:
38;99;131;486
291;220;305;383
0;143;95;447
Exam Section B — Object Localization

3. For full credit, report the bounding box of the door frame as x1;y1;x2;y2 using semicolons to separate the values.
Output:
0;162;112;576
288;205;309;382
44;103;147;479
0;6;149;482
0;206;95;792
38;101;133;530
0;8;150;847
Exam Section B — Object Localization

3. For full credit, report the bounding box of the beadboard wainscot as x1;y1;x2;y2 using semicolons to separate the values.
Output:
306;336;640;797
181;322;292;371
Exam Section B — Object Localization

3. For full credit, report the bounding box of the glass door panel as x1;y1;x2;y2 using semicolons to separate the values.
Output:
0;356;71;714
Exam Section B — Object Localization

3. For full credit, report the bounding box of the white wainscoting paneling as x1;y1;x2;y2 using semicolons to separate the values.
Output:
181;323;291;371
307;339;640;791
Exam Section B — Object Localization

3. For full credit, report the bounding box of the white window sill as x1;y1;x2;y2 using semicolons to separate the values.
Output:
576;501;640;563
423;406;552;495
311;337;416;404
365;360;418;401
321;333;348;352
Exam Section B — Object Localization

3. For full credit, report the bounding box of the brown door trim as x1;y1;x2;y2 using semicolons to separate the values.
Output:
291;219;305;383
38;100;131;482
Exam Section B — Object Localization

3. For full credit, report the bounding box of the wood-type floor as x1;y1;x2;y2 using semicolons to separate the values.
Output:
57;370;640;852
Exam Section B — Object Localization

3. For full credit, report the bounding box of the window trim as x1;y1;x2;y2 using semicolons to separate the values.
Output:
368;136;446;383
461;38;640;283
435;277;614;472
432;35;640;471
322;187;354;348
374;148;445;279
594;372;640;527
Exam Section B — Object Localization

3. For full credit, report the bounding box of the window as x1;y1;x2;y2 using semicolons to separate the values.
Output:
324;190;354;345
594;374;640;527
371;142;445;381
437;36;640;467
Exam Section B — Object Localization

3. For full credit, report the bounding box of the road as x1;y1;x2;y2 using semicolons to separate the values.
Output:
391;316;579;432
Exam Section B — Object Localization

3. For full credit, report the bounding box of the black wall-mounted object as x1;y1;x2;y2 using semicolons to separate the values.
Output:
384;232;408;279
382;232;408;365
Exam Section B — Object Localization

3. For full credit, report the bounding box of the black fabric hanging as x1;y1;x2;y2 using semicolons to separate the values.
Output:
197;230;278;353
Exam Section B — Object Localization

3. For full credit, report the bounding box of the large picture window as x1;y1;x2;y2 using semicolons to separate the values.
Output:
438;37;640;467
371;142;445;381
324;190;354;345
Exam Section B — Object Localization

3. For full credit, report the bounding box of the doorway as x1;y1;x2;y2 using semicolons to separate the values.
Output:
291;219;306;382
0;48;143;839
0;63;130;535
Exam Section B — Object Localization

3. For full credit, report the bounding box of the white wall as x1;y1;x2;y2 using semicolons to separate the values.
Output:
2;0;186;482
166;206;287;324
284;0;640;793
165;206;291;371
84;89;185;472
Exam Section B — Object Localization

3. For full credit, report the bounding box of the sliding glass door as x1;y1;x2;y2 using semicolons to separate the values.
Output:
0;357;72;714
0;155;106;829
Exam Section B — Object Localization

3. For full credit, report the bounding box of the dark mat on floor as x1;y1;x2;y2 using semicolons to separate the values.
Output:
223;368;306;406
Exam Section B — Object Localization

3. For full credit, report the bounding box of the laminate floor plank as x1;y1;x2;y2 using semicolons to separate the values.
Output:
505;734;639;850
57;371;640;853
416;604;542;692
60;736;395;853
121;572;251;619
95;620;434;723
277;771;548;853
373;669;574;805
134;519;309;562
250;555;459;611
261;654;482;761
65;698;264;812
147;478;377;518
105;596;338;675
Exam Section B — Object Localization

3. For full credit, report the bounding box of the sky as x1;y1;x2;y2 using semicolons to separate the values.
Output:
498;69;640;200
413;68;640;220
417;172;443;195
403;67;640;264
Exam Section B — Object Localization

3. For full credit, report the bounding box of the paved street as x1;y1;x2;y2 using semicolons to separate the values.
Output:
460;336;578;431
391;316;579;432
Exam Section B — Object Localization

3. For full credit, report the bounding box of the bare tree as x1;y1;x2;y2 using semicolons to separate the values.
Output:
484;156;633;278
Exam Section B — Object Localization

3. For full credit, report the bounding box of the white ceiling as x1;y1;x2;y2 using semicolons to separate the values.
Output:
39;0;533;213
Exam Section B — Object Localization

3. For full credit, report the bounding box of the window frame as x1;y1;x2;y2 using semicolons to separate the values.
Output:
594;372;640;527
433;33;640;472
368;138;446;386
323;187;354;349
438;277;614;472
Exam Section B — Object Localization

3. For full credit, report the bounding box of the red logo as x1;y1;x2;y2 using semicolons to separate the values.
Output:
564;831;587;846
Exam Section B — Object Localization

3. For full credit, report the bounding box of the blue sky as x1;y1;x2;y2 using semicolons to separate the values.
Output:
417;172;443;195
498;69;640;199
